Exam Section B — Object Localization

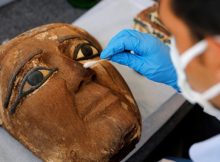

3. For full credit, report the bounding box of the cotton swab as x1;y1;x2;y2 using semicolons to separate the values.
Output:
83;60;107;68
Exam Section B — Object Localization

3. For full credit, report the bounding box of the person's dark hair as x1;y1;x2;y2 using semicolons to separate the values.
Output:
171;0;220;40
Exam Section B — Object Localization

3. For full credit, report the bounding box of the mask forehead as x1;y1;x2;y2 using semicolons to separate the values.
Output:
0;23;102;63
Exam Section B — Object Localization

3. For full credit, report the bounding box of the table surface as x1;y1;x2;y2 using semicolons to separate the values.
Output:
0;0;186;161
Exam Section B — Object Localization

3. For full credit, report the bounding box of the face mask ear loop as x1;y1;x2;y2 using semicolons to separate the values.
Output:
180;40;208;69
201;83;220;100
200;36;220;100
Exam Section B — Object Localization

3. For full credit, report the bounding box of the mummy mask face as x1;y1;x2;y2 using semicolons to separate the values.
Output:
0;24;141;162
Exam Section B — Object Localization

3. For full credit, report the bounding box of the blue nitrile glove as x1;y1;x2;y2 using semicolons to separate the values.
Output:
101;29;180;92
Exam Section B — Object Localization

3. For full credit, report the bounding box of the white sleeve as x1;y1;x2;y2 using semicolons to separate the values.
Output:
189;134;220;162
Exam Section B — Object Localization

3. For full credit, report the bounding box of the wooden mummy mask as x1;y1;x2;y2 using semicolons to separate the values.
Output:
0;23;141;162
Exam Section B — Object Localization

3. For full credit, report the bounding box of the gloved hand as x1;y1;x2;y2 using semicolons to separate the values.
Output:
100;29;180;92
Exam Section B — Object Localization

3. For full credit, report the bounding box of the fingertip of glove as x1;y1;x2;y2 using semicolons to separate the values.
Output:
100;54;105;59
100;54;111;60
100;48;110;58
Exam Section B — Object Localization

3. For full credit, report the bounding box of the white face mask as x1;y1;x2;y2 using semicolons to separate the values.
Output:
170;38;220;120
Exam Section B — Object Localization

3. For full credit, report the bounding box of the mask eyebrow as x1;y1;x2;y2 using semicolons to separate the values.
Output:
58;35;81;43
3;49;43;109
57;35;91;44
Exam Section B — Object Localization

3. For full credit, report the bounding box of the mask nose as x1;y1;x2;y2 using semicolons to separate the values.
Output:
75;68;95;93
82;68;95;81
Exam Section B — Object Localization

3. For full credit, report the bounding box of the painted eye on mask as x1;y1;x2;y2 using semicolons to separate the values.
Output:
9;67;58;114
73;43;99;61
21;67;57;93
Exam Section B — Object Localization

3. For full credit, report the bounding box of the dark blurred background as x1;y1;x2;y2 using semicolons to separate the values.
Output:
0;0;87;43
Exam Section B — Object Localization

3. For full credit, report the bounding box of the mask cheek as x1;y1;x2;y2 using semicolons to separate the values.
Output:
91;62;134;102
90;61;140;117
